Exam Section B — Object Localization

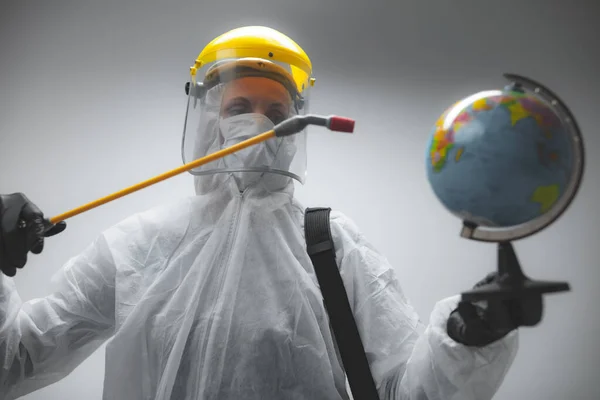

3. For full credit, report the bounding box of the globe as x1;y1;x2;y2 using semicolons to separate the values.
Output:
426;86;577;230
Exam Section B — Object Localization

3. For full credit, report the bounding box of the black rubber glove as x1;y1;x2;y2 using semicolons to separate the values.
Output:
0;193;66;277
446;272;542;347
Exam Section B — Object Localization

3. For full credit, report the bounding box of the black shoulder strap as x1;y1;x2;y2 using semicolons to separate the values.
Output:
304;207;380;400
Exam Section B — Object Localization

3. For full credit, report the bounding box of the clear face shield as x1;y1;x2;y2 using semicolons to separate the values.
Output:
181;56;312;193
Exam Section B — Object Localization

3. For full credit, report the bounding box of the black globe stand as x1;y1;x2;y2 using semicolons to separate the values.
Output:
459;222;571;327
459;234;570;326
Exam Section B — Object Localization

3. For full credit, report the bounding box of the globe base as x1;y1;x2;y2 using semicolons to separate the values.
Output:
461;242;570;326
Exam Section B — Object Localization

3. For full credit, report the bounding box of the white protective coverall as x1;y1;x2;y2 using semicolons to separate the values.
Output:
0;84;519;400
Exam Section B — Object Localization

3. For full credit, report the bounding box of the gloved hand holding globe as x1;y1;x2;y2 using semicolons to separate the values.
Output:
425;74;585;344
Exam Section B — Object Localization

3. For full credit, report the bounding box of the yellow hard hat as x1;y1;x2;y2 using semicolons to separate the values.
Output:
190;26;315;95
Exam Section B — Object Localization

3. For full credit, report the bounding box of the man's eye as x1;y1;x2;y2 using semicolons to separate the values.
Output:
267;112;286;125
226;104;251;116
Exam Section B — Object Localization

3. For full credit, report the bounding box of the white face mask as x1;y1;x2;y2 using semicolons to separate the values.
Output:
219;113;291;171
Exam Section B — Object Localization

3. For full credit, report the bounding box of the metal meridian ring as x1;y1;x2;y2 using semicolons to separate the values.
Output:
461;73;586;243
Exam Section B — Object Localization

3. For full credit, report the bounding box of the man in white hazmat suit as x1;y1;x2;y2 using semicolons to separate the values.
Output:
0;26;527;400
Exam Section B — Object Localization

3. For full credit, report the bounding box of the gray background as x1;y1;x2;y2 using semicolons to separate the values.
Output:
1;0;599;399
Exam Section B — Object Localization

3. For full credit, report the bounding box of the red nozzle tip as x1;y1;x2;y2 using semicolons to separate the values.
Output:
328;116;355;133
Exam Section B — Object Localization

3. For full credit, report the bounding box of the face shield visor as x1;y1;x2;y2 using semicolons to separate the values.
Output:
181;55;313;193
